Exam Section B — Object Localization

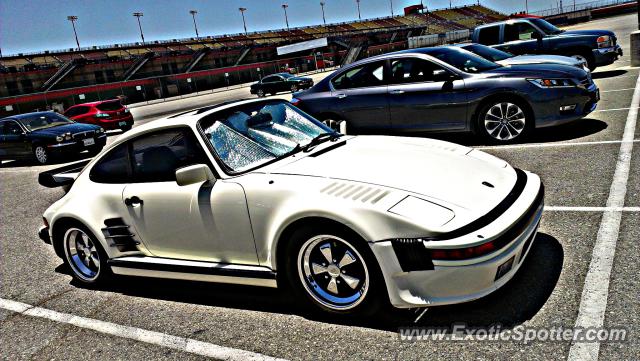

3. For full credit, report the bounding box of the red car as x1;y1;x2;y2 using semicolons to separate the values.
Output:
63;99;134;132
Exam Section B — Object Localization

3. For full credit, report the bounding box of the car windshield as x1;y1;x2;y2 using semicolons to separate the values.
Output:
529;18;563;35
425;47;502;73
463;44;513;62
18;112;74;131
201;101;335;172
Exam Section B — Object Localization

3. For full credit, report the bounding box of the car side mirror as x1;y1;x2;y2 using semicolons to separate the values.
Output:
533;32;543;40
175;164;215;186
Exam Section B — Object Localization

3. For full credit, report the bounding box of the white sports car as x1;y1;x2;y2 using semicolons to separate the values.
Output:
38;98;543;315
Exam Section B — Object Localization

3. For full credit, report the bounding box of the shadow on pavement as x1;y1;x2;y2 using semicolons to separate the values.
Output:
0;151;95;169
58;232;563;332
591;69;627;79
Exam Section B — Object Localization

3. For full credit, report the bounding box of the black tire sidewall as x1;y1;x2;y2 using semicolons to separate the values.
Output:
59;222;112;287
282;224;386;316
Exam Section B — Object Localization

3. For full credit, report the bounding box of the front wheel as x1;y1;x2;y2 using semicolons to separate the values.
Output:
477;100;530;143
33;145;49;165
256;89;265;98
61;224;111;286
284;225;385;316
570;53;595;71
290;84;299;93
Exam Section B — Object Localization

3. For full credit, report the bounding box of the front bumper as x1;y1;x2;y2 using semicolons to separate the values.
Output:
530;83;599;128
592;45;623;67
371;171;543;308
47;134;107;155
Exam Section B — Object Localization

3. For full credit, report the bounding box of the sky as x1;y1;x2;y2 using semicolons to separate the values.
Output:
1;0;578;56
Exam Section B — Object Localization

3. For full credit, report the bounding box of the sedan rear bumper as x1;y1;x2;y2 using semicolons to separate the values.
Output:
371;171;543;308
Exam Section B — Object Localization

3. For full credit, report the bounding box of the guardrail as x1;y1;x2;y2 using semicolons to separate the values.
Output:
532;0;635;17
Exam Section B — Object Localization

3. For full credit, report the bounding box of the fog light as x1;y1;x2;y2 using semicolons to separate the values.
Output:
560;104;577;112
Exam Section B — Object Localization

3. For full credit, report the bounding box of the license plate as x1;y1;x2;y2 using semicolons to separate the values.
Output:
83;138;95;146
495;256;515;281
119;121;127;126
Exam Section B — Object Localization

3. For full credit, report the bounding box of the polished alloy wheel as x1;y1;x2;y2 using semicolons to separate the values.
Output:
64;228;101;282
297;235;369;310
34;146;48;164
483;102;526;141
257;89;265;97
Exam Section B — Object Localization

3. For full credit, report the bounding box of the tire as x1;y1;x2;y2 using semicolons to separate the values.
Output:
570;53;595;71
87;146;103;157
59;222;112;287
321;118;348;135
290;84;299;93
282;224;386;316
121;124;132;132
257;89;265;98
33;145;49;165
477;99;531;144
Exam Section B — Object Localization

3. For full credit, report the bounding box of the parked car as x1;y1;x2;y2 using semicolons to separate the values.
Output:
456;43;589;72
0;111;106;164
292;47;598;143
38;98;543;316
472;18;622;70
250;73;314;97
64;99;134;132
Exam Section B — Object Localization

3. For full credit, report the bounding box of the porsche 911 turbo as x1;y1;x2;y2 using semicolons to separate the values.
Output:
38;98;543;315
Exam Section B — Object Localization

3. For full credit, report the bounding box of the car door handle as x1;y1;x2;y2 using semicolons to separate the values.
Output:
124;196;143;207
335;93;347;99
389;89;405;95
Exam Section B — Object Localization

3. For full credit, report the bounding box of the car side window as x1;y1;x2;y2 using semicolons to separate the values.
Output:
90;143;131;183
477;26;500;45
2;121;23;135
262;76;280;83
130;128;208;183
390;58;447;84
332;61;385;90
505;22;538;42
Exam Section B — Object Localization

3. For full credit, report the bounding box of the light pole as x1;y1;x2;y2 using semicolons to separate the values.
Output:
67;15;80;50
189;10;199;38
320;2;326;25
449;0;452;9
390;0;394;17
525;0;528;13
133;12;145;44
282;4;289;30
356;0;361;20
239;7;248;34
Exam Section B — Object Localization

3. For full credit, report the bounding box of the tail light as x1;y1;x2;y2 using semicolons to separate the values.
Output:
290;97;302;106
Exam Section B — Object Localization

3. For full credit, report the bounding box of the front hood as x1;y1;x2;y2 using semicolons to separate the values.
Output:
560;29;615;37
271;136;517;212
497;54;582;67
484;63;586;79
30;122;100;137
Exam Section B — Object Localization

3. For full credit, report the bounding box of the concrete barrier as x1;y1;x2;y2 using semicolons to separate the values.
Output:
631;30;640;67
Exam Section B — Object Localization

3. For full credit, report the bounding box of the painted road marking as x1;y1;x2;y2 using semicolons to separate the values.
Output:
476;139;639;150
594;106;640;112
544;206;640;212
0;298;286;361
567;73;639;361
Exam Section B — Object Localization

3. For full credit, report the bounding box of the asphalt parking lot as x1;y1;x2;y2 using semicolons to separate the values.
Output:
1;13;638;361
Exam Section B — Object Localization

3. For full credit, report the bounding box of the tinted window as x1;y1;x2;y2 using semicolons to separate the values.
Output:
18;113;74;131
477;26;500;45
90;143;131;183
504;22;539;42
262;76;281;83
96;101;123;111
1;121;24;135
130;129;208;182
424;48;501;73
463;44;512;61
390;58;448;84
64;106;90;117
332;61;385;90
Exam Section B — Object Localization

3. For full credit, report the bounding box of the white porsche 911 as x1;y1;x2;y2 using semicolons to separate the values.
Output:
38;98;543;315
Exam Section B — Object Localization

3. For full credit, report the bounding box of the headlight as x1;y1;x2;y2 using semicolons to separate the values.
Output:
64;133;72;141
388;196;455;228
597;35;612;48
527;78;575;88
97;128;105;134
55;135;63;142
124;108;130;113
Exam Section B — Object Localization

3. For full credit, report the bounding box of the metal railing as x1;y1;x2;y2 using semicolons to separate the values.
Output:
532;0;634;17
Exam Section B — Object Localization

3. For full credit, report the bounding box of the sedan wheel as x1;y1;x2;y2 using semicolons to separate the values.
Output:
33;146;49;164
62;226;109;284
297;235;369;311
290;84;299;93
482;102;527;142
257;89;265;97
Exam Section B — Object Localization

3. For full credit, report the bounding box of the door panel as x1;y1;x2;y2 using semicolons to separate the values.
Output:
122;181;258;264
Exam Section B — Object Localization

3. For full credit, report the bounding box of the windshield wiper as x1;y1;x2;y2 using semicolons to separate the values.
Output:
301;132;341;152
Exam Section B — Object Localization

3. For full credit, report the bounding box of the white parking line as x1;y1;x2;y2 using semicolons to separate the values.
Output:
544;206;640;212
600;87;636;93
0;298;286;361
476;139;639;150
593;106;640;112
567;73;639;361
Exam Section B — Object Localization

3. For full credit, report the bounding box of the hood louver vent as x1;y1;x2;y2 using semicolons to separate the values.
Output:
320;182;389;204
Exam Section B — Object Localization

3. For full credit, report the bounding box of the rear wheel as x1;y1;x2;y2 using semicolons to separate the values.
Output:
33;145;49;165
283;225;385;316
61;224;111;286
477;100;530;144
290;84;299;93
257;89;265;98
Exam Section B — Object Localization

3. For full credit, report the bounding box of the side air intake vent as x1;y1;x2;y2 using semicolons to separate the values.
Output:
320;182;389;204
102;218;140;252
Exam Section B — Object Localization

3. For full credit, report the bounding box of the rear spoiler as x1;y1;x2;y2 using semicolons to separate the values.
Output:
38;159;91;188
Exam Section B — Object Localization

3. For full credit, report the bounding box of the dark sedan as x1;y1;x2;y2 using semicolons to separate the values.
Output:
292;47;599;143
250;73;313;97
0;111;106;164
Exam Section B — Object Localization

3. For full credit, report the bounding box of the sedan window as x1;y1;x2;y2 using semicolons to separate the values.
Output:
262;76;281;83
390;58;448;84
18;113;74;131
1;121;24;135
90;143;131;183
424;47;500;73
332;61;385;90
